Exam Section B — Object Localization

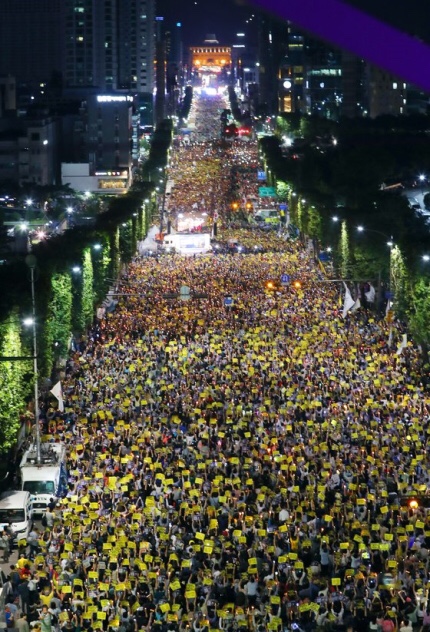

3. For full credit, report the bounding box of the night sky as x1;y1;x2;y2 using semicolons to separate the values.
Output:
157;0;430;48
156;0;256;46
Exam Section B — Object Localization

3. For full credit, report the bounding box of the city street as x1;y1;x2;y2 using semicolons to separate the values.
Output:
3;93;430;632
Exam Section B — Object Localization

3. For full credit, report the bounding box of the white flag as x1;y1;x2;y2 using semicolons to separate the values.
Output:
396;333;407;355
50;381;64;412
365;284;376;303
342;282;355;318
351;297;361;312
387;328;393;348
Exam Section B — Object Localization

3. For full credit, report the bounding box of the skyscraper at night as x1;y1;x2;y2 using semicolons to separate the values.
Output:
64;0;155;93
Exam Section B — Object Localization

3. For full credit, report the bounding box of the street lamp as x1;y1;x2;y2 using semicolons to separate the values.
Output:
423;255;430;262
356;225;395;297
356;225;394;247
24;254;41;464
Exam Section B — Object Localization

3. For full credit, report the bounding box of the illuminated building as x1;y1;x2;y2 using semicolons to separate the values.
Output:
190;35;231;85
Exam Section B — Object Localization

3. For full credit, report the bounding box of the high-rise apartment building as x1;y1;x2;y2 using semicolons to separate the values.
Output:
0;0;64;86
366;66;406;118
64;0;155;93
279;25;305;114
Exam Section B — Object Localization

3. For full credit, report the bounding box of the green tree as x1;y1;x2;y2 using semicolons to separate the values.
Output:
391;246;409;316
42;271;73;376
408;278;430;361
92;238;111;306
110;228;121;281
307;206;322;240
339;221;350;279
276;180;289;200
81;249;94;327
0;311;30;449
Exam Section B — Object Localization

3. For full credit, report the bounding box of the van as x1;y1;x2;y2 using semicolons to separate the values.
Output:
20;443;67;514
0;491;33;542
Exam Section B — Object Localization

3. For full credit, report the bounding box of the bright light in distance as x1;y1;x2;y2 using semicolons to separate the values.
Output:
20;222;29;231
72;266;81;273
23;317;34;326
93;244;102;250
357;225;364;232
67;207;73;213
387;240;394;247
43;140;48;145
326;247;332;252
332;138;338;146
423;255;430;262
36;230;46;240
84;191;91;198
418;174;426;181
26;198;33;206
332;216;339;222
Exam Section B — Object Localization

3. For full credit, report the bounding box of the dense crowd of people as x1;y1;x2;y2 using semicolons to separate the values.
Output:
2;94;430;632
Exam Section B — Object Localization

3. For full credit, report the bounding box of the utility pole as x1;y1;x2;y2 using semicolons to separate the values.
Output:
25;254;41;464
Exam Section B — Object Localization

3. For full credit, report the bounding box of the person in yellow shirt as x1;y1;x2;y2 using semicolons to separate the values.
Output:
16;554;31;569
39;586;54;607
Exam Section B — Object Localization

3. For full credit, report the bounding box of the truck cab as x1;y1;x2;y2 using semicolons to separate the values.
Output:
0;491;33;542
20;443;67;514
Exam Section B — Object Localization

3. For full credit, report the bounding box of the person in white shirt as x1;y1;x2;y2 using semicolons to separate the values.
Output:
279;506;289;522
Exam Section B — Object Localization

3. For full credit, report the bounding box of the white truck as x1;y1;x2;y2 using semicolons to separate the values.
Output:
162;232;212;255
20;442;68;513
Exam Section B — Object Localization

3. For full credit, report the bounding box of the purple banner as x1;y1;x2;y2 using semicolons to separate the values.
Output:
251;0;430;92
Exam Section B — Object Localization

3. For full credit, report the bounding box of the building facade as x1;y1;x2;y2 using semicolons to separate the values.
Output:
0;116;58;186
61;94;136;193
190;36;232;86
64;0;155;93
